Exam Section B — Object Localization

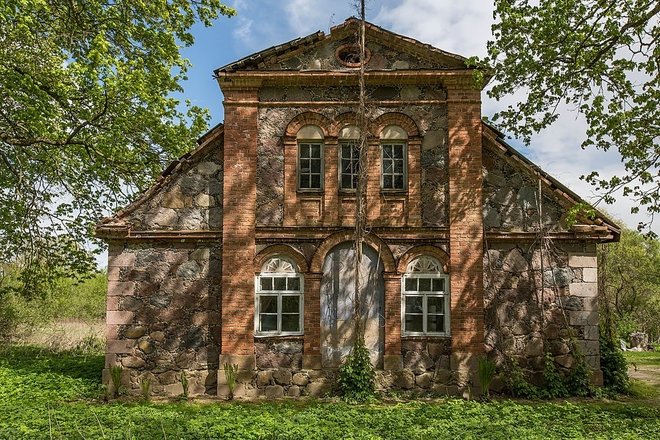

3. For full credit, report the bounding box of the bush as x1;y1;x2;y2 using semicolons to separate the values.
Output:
600;333;630;394
338;338;375;403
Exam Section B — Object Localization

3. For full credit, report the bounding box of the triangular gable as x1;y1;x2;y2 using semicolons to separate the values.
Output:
215;17;467;73
95;124;224;238
482;122;620;242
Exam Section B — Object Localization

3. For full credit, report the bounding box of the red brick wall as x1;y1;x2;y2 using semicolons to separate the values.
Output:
221;89;259;356
447;79;485;381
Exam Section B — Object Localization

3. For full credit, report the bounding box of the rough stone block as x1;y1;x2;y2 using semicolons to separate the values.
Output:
383;355;402;371
395;369;415;389
568;310;599;326
287;385;301;397
256;370;273;387
220;354;255;370
265;385;284;399
165;383;184;396
107;266;122;281
107;339;134;354
302;355;322;370
584;325;599;341
106;311;134;325
292;373;309;387
569;283;597;297
577;340;600;356
590;369;604;386
273;369;292;386
415;372;433;389
122;356;146;369
108;252;136;268
306;381;332;397
107;282;135;297
568;254;597;268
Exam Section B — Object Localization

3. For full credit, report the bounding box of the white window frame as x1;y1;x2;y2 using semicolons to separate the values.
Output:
255;258;304;337
401;258;450;336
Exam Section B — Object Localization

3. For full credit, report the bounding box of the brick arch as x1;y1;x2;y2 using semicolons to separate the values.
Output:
397;245;450;274
309;231;396;273
371;112;419;138
254;244;309;274
329;112;360;137
284;112;332;138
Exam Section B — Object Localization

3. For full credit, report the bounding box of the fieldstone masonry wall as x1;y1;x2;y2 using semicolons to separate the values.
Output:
104;242;221;395
484;242;601;385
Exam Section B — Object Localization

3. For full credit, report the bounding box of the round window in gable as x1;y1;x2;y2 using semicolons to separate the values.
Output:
335;44;371;68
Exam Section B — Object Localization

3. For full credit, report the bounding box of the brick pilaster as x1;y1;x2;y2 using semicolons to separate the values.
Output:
447;80;485;385
383;273;402;370
303;273;322;369
220;88;258;365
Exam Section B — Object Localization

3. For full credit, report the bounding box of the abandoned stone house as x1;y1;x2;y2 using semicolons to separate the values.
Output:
95;18;620;398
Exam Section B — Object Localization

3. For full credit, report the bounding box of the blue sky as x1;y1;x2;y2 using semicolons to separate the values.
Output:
170;0;654;234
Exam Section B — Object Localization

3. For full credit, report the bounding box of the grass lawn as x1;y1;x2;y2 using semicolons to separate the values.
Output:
1;345;660;439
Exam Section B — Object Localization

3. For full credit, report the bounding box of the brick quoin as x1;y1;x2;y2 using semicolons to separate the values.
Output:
447;78;485;382
221;87;259;358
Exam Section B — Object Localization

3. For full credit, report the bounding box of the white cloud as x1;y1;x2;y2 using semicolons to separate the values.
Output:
232;17;254;45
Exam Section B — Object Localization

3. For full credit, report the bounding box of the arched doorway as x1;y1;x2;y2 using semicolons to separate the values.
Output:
320;242;384;368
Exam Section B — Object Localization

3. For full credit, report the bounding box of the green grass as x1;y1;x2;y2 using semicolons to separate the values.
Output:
1;345;660;439
624;350;660;367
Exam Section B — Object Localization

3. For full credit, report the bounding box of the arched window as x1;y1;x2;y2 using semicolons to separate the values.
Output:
339;125;361;191
380;125;407;191
402;256;449;335
256;257;304;336
297;125;324;190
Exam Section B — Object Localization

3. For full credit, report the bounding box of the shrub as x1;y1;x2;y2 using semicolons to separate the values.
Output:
541;351;568;398
338;338;375;403
599;332;630;393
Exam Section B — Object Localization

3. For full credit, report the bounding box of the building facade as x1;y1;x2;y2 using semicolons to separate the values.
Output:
96;19;619;398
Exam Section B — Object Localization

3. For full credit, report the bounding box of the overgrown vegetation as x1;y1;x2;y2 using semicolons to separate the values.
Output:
504;344;593;399
599;333;631;394
223;363;239;400
599;228;660;344
477;357;497;399
0;269;106;341
1;345;659;439
338;339;376;403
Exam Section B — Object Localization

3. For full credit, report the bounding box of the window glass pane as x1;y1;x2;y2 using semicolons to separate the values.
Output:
383;145;392;157
300;175;310;188
311;175;320;188
311;159;321;173
281;314;300;332
383;160;393;173
427;296;444;314
394;175;404;189
418;278;432;291
405;314;423;333
274;277;286;290
311;144;321;158
300;145;309;158
282;295;300;313
427;314;444;333
259;295;278;313
394;159;404;173
405;296;423;313
393;145;404;159
300;159;310;173
342;146;351;159
287;277;300;291
404;278;417;291
432;278;444;292
383;175;393;188
260;277;273;291
260;314;277;332
342;159;352;173
341;175;353;189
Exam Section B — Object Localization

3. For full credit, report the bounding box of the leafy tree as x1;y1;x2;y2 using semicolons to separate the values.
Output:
599;227;660;342
0;1;235;297
483;1;659;233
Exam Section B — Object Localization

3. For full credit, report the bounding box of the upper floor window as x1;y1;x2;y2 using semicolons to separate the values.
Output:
297;125;324;191
256;257;304;336
380;125;407;191
339;125;361;191
402;256;449;336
